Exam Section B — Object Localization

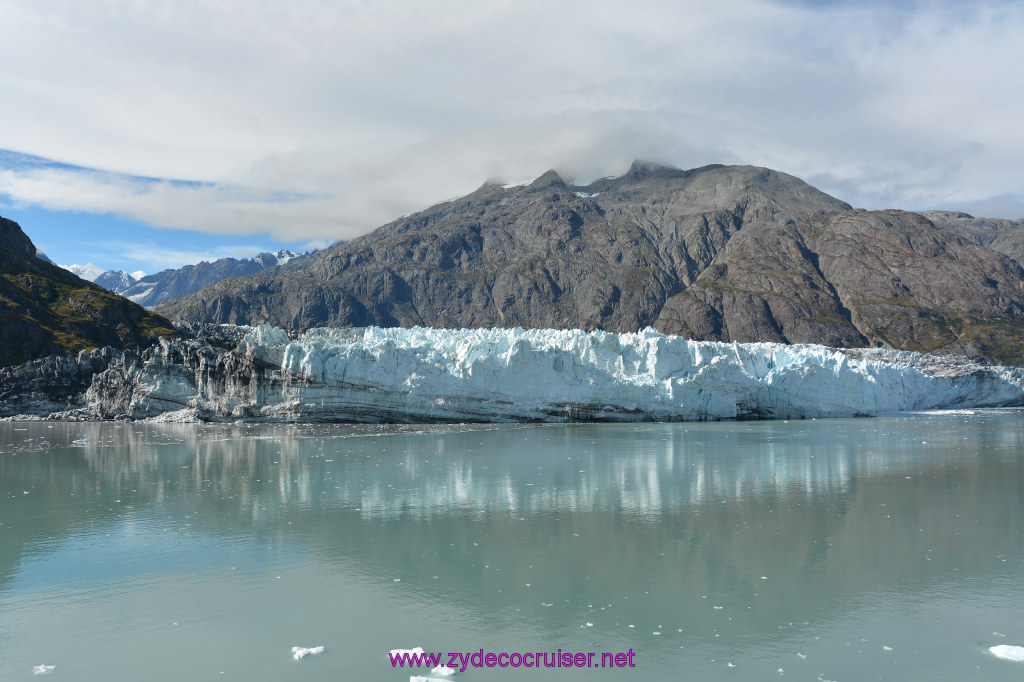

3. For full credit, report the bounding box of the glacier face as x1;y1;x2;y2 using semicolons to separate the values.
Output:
64;326;1024;421
4;324;1024;422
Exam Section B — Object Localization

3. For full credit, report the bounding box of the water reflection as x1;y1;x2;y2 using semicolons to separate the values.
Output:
1;414;1023;681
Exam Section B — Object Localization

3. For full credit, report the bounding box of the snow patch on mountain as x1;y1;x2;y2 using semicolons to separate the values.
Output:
61;262;104;281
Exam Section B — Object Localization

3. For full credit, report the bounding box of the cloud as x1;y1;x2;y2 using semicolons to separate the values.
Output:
0;0;1022;241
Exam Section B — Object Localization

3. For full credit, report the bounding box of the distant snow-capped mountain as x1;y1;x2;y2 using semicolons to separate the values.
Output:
60;262;105;281
57;249;310;307
120;249;311;308
93;269;140;295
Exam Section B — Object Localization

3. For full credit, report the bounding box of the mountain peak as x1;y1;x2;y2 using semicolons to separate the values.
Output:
0;216;37;258
529;169;567;189
624;160;683;181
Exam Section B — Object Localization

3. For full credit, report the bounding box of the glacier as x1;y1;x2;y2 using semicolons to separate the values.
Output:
3;325;1024;422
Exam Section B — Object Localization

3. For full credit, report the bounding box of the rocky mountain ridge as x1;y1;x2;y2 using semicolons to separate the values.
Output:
156;162;1024;364
62;249;310;305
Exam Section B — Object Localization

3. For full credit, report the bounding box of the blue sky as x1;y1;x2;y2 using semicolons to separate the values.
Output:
1;0;1022;275
0;151;319;273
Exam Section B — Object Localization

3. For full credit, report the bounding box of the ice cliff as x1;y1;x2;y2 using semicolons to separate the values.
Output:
3;325;1024;422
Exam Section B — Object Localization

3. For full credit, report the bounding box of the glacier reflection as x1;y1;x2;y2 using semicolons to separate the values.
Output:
4;413;1019;521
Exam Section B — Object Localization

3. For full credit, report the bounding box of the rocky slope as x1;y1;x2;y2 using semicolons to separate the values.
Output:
156;163;1024;364
920;210;1024;264
0;216;179;368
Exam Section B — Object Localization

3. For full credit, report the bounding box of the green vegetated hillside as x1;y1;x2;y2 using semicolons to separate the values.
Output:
0;216;179;368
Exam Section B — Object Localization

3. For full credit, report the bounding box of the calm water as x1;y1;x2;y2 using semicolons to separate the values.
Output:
1;413;1023;681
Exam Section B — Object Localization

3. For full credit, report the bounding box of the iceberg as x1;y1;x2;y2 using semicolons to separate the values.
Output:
990;645;1024;662
292;645;324;659
4;324;1024;422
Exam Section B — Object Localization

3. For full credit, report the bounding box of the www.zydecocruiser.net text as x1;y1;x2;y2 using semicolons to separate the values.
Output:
389;648;637;672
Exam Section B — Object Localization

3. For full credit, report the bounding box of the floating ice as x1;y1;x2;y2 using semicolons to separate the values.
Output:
410;677;450;682
430;665;456;675
990;645;1024;662
33;665;55;675
390;647;426;657
292;645;324;660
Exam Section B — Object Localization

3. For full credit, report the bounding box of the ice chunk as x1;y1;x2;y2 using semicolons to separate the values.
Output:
292;645;324;660
430;666;457;676
390;647;425;657
410;677;450;682
990;645;1024;662
33;665;56;675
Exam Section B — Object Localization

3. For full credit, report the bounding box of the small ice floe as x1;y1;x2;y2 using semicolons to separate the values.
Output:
883;645;893;651
990;645;1024;662
430;664;457;675
390;647;425;657
796;653;807;659
72;438;88;446
292;645;324;660
33;664;56;675
410;677;450;682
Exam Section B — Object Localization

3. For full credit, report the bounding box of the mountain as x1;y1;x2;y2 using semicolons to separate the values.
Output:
119;249;308;308
61;262;105;281
156;162;1024;364
920;210;1024;264
94;269;139;294
0;216;179;368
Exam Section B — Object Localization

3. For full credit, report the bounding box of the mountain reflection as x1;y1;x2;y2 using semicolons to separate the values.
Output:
10;416;1016;518
2;414;1022;644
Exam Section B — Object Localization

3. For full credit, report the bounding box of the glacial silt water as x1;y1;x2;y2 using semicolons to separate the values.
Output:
1;413;1022;680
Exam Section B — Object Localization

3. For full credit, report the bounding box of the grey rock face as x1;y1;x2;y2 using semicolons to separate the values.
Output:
155;163;1024;364
920;210;1024;264
158;163;849;329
